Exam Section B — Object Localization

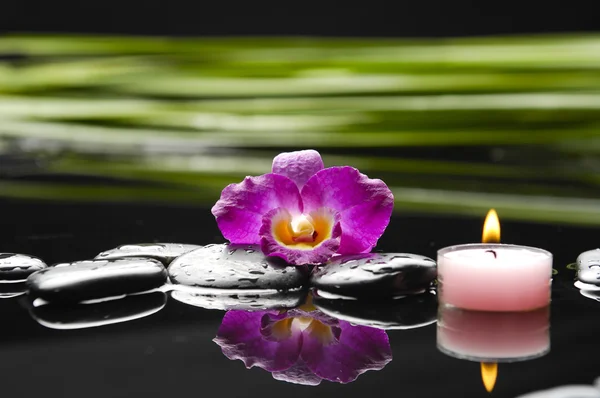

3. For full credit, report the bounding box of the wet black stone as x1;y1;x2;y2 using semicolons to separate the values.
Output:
95;243;201;265
577;249;600;286
313;290;437;329
0;253;47;282
171;289;307;311
26;258;167;303
168;244;308;291
310;252;437;298
28;291;167;330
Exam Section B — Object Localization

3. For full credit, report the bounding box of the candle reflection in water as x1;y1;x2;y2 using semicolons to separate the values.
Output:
437;305;551;392
213;296;393;385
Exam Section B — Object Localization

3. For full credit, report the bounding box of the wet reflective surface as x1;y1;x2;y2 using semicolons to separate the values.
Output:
2;199;600;397
4;33;600;398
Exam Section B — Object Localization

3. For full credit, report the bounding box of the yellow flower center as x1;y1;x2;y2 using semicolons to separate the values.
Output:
272;208;335;249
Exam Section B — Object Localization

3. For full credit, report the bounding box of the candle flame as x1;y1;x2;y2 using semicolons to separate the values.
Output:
482;209;501;243
481;362;498;392
481;210;500;392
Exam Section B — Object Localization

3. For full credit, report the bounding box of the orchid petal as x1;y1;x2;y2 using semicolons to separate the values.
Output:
272;150;324;189
212;174;303;245
259;207;342;265
213;310;302;372
300;320;392;383
272;361;323;386
301;166;394;254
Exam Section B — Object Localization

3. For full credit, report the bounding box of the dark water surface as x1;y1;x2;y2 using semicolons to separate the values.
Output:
1;198;600;398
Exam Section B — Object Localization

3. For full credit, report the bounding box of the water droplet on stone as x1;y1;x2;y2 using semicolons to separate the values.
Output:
168;244;307;291
311;252;436;298
94;243;201;265
27;258;167;303
577;249;600;286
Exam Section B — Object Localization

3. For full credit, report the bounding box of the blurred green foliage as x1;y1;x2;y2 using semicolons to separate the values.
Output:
2;34;600;225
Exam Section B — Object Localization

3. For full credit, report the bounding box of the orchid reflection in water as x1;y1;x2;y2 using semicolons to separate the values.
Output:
213;299;392;385
212;150;394;265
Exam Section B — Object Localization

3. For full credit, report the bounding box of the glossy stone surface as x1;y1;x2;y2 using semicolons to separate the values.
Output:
171;289;307;311
313;290;437;329
577;249;600;286
26;258;167;303
311;252;437;298
95;243;201;265
0;253;47;282
168;244;308;291
28;291;167;329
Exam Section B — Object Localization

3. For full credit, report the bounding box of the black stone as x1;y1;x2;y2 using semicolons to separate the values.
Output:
310;252;437;298
26;258;167;303
28;291;167;330
313;290;437;330
577;249;600;286
95;243;201;265
168;244;308;291
171;289;307;311
0;253;47;282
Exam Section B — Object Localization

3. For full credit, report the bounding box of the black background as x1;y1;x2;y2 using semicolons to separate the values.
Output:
1;0;599;37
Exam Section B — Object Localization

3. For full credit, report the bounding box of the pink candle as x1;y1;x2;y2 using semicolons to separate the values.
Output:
437;305;550;361
437;243;553;312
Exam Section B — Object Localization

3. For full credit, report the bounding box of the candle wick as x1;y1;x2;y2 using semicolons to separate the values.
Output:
485;249;497;259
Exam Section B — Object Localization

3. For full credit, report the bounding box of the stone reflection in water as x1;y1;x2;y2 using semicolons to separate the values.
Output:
214;298;392;385
27;291;167;329
515;378;600;398
95;243;201;265
578;288;600;302
437;306;550;362
313;290;437;330
310;252;436;298
0;253;47;282
171;289;307;311
0;281;27;299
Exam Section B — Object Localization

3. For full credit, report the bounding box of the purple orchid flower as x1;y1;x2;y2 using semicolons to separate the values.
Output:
213;304;392;385
211;150;394;265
